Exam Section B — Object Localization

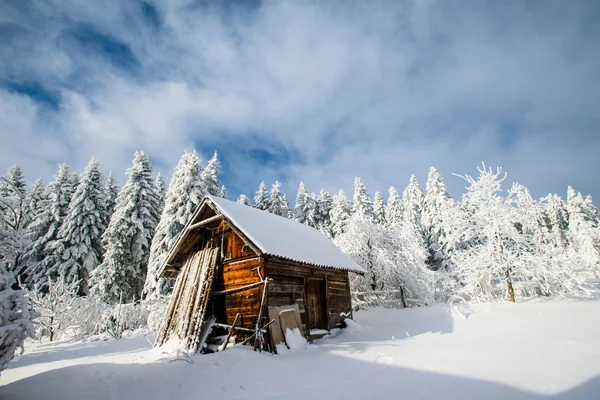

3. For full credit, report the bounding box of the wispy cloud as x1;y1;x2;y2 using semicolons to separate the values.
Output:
1;0;599;200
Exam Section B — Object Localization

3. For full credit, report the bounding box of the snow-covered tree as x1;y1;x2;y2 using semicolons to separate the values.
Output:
567;187;600;267
254;182;269;210
422;167;453;271
267;181;290;218
143;151;204;300
294;182;317;226
26;277;79;342
0;165;26;198
402;175;425;229
282;193;293;218
336;212;432;308
90;151;160;304
352;177;374;220
44;157;108;295
443;164;535;303
220;185;227;199
155;173;167;214
0;259;34;372
330;190;351;238
0;173;29;276
540;194;569;250
104;171;119;218
237;194;252;206
316;189;333;236
201;151;221;196
23;177;46;220
385;186;403;225
23;164;77;290
373;192;385;225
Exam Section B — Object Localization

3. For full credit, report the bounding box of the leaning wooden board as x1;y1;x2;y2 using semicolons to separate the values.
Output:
267;304;303;353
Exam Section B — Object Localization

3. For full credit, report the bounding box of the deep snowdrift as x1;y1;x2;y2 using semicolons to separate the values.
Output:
1;299;599;400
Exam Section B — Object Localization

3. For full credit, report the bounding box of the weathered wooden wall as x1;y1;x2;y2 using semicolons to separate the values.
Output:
264;258;353;332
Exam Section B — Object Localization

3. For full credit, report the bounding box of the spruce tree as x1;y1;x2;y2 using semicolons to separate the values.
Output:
1;165;26;197
316;189;333;236
385;186;403;225
267;181;290;218
254;182;269;210
143;151;204;300
237;194;252;206
220;185;227;199
373;192;385;225
330;190;351;238
294;182;317;226
23;177;46;220
105;171;119;218
90;151;160;303
23;164;77;290
155;173;167;214
422;167;453;270
402;175;425;229
352;177;374;220
0;166;29;275
567;187;600;265
45;157;108;295
201;151;221;196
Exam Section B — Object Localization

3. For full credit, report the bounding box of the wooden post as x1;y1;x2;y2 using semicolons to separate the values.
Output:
222;313;240;351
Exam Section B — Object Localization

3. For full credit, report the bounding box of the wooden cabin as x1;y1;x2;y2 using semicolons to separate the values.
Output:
155;195;365;353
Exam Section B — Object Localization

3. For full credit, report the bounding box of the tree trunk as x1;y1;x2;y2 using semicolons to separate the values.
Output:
49;316;55;342
505;267;515;303
399;285;407;308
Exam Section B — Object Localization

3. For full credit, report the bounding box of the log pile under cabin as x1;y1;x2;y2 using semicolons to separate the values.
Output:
155;195;365;353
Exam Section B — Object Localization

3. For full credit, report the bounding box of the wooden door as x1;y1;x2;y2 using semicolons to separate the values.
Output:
306;278;327;331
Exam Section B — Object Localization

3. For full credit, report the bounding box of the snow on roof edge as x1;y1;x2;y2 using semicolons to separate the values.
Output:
207;195;366;274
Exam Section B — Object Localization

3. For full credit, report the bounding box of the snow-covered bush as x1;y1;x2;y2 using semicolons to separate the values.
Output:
0;259;34;372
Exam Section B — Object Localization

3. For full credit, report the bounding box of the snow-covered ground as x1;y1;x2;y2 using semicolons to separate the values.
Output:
2;299;600;400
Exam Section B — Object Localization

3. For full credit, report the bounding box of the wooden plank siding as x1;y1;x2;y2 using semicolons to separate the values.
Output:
263;257;353;331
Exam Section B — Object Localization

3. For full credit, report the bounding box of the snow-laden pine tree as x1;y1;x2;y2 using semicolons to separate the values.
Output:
385;186;403;225
23;164;77;290
267;181;291;218
1;165;26;198
90;152;160;304
201;151;221;196
422;167;453;271
352;177;374;220
155;173;167;214
0;258;34;372
294;182;317;226
0;169;29;276
143;151;205;300
254;182;269;210
237;194;252;206
402;175;425;229
44;157;108;295
567;187;600;268
316;189;333;236
23;177;46;220
282;193;293;218
330;190;351;238
220;185;227;199
540;194;569;250
104;171;119;218
373;192;385;225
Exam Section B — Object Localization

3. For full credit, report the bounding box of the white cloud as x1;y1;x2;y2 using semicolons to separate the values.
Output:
0;0;598;201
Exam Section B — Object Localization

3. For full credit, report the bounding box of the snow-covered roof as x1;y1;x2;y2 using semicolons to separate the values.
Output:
204;195;365;273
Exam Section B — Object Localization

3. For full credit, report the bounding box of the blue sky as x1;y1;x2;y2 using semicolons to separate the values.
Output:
1;0;599;202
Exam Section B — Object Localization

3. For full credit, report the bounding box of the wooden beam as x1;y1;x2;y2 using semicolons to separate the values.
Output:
187;215;221;231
